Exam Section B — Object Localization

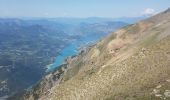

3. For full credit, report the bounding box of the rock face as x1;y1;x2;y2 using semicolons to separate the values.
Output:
9;8;170;100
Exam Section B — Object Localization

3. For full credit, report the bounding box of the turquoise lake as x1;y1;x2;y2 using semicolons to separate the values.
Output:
47;34;106;72
47;41;79;72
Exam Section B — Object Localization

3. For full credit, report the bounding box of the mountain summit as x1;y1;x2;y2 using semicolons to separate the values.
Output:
9;8;170;100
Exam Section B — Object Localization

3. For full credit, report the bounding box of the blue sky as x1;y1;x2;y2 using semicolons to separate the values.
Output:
0;0;170;18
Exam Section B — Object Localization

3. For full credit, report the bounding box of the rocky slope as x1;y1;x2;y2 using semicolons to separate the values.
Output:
10;8;170;100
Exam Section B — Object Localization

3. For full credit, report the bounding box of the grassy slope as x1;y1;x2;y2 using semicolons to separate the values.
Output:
50;36;170;100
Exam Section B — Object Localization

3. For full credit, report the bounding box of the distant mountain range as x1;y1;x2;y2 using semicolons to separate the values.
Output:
18;16;146;24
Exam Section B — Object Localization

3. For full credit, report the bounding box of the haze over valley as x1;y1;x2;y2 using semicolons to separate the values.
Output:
0;0;170;100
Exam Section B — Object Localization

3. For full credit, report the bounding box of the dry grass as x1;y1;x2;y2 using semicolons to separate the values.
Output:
46;35;170;100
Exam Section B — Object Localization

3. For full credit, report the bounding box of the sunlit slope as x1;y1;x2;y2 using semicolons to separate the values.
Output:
48;36;170;100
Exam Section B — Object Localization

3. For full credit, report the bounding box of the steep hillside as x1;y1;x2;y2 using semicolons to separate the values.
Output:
10;8;170;100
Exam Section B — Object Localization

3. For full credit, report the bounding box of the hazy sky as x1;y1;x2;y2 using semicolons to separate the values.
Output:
0;0;170;18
